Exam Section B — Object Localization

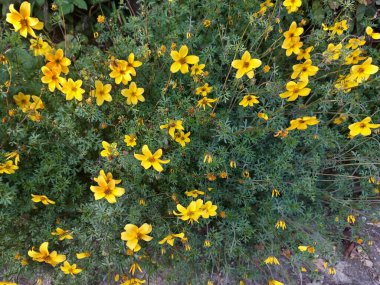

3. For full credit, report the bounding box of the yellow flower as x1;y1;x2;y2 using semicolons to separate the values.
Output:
13;92;31;112
230;160;237;168
97;15;105;24
121;82;145;105
28;242;66;267
175;131;191;147
121;223;153;252
173;199;203;223
239;95;260;107
170;45;199;74
160;119;184;138
347;214;356;224
60;261;82;275
323;43;342;61
197;97;217;109
203;19;211;27
158;233;185;246
279;81;310;101
328;267;336;275
268;279;284;285
196;83;212;96
90;80;112;106
262;65;271;73
51;3;58;11
134;145;170;172
129;262;143;275
100;141;119;158
282;22;303;47
349;57;378;83
287;116;319;131
344;49;366;65
204;153;213;163
204;239;211;247
185;189;204;198
191;63;205;76
348;117;380;137
76;252;91;259
284;40;303;57
257;112;269;121
231;51;262;79
296;46;314;60
283;0;302;13
0;160;19;175
0;282;17;285
41;66;65;92
264;256;280;265
334;75;359;93
90;169;125;203
346;38;366;49
333;114;347;125
51;227;73;241
272;188;280;197
366;26;380;40
6;1;44;38
45;49;71;74
275;219;286;230
109;59;133;85
200;201;217;218
298;245;315;253
31;194;55;205
61;78;85;101
121;278;146;285
291;59;319;81
329;20;348;35
29;37;51;57
124;134;137;147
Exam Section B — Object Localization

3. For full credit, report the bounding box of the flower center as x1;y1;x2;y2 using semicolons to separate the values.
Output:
243;61;250;68
180;58;187;64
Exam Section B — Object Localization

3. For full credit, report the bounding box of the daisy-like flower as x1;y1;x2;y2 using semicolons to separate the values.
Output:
109;59;133;85
60;261;82;275
275;219;287;230
197;97;218;109
296;46;314;61
287;116;319;130
134;145;170;172
239;94;260;107
174;131;191;147
348;117;380;137
28;242;66;267
124;134;137;147
291;59;319;81
264;256;280;265
51;227;73;241
195;83;212;96
100;141;119;158
160;120;184;138
0;160;19;175
170;45;199;74
121;223;153;252
231;51;262;79
200;201;218;218
31;194;55;205
29;37;52;57
174;199;204;224
13;92;31;112
191;63;205;75
185;189;204;198
121;82;145;105
158;233;185;246
279;81;311;101
61;78;85;101
41;66;65;92
6;1;44;38
366;26;380;40
90;170;125;203
283;0;302;13
349;57;378;83
90;80;112;106
45;49;71;74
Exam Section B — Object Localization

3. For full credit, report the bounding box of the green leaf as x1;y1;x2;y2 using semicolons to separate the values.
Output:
35;0;45;6
73;0;88;10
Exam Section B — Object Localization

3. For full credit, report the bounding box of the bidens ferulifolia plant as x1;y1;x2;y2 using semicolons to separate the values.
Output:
0;0;380;284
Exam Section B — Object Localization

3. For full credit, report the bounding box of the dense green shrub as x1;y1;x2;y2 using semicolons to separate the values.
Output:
1;0;380;284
